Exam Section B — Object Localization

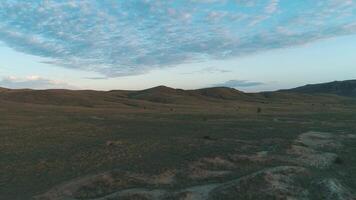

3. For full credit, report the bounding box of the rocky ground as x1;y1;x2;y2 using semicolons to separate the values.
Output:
34;131;356;200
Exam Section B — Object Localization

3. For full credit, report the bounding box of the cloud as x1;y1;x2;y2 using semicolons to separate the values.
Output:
182;66;231;74
213;80;265;88
265;0;279;14
0;1;355;77
0;76;75;89
84;77;109;80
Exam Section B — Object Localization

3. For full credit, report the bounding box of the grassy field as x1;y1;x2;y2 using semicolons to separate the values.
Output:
1;87;356;199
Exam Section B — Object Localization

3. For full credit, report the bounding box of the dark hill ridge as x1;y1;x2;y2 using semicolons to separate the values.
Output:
281;80;356;97
0;89;131;107
0;86;264;106
128;85;194;103
0;80;355;106
128;86;251;103
193;87;247;100
129;86;258;103
0;86;250;106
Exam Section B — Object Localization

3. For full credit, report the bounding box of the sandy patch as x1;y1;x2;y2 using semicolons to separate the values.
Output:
288;145;338;169
229;151;271;163
317;179;356;200
298;131;342;149
97;188;166;200
34;172;117;200
208;166;310;200
128;170;176;185
287;131;341;169
200;157;236;169
188;168;232;180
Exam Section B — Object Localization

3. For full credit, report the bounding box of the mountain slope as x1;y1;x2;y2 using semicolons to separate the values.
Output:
0;89;131;107
129;86;251;103
280;80;356;97
128;86;196;104
192;87;247;100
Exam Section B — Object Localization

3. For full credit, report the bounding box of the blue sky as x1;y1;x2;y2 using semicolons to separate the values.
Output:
0;0;355;91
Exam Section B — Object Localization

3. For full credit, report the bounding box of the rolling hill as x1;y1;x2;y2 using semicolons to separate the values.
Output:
1;81;355;108
0;85;253;106
280;80;356;97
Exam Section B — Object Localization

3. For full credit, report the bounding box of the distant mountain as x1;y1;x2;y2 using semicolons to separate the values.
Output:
280;80;356;97
0;85;251;106
128;86;190;103
1;80;354;107
129;86;249;103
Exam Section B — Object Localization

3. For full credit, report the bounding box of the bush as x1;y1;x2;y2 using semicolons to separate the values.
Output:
257;107;262;113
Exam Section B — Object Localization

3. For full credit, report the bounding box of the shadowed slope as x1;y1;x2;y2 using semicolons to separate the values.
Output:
128;86;190;104
281;80;356;97
193;87;247;100
129;86;250;103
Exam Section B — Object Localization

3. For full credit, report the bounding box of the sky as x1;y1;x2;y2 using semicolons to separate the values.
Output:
0;0;356;92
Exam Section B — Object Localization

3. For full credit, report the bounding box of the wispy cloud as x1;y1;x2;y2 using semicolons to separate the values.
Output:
0;76;75;89
0;0;355;77
213;80;265;88
182;67;231;75
84;77;109;80
265;0;280;14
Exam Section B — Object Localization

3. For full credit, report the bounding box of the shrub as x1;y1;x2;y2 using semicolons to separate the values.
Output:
257;107;262;113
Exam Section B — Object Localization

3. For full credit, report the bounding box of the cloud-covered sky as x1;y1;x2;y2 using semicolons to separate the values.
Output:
0;0;355;90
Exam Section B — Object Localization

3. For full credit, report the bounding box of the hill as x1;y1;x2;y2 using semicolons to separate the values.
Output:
0;81;353;108
128;86;191;103
0;87;10;92
0;89;133;108
281;80;356;97
192;87;248;100
129;86;252;103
